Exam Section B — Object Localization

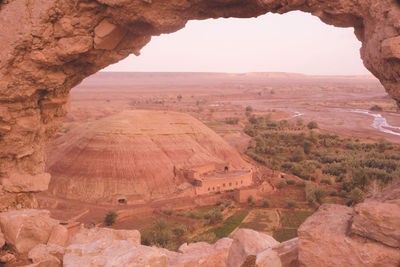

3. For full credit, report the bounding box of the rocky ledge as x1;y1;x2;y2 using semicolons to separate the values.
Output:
0;182;398;267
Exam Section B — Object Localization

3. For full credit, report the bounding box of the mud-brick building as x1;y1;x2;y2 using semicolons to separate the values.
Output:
181;163;253;195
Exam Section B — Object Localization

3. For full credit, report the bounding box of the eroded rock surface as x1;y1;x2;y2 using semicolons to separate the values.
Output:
64;227;232;267
227;228;279;267
351;200;400;248
68;226;141;246
1;0;400;208
0;209;58;253
298;204;400;267
256;237;299;267
28;243;65;266
171;238;233;266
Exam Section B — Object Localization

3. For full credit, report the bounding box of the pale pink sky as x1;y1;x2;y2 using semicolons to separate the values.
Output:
104;11;370;75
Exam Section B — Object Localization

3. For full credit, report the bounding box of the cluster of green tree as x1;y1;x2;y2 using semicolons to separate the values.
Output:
244;113;307;137
141;219;188;251
245;114;400;201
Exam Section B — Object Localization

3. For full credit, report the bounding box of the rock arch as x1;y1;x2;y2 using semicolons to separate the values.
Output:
0;0;400;208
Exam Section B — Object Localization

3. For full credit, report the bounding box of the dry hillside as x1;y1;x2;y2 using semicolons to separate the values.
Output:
46;110;251;203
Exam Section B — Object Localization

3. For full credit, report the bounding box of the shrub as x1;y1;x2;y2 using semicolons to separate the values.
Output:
216;200;222;206
224;200;232;207
188;212;202;219
307;121;319;129
320;178;332;185
225;117;239;125
297;181;306;187
291;148;305;162
303;141;313;154
161;208;174;216
370;105;383;111
104;211;118;226
286;179;296;185
247;196;254;203
339;190;347;198
296;118;304;126
314;187;327;203
329;190;337;196
348;187;365;205
305;183;326;205
287;201;297;208
191;232;217;244
205;209;223;225
246;106;253;113
172;225;187;237
277;181;286;189
263;199;270;208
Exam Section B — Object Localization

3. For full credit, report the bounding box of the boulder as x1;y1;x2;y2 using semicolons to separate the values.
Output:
56;36;93;58
226;229;279;267
256;238;299;267
171;238;233;266
298;204;400;267
68;227;140;245
28;243;65;264
64;227;158;266
64;239;168;267
0;210;58;253
47;224;69;247
351;199;400;248
1;172;51;193
94;19;127;50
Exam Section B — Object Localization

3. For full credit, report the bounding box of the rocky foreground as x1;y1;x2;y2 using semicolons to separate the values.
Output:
0;182;399;267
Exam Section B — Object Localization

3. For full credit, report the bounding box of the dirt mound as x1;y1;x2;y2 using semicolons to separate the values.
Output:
45;110;251;203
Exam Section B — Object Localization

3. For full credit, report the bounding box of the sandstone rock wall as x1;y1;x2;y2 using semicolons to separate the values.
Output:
1;0;400;207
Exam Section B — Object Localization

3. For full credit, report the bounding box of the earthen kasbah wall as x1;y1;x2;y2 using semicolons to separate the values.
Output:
1;0;400;208
195;171;253;195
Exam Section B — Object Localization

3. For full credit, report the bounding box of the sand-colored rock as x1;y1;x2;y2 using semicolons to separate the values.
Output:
47;224;69;247
227;229;280;267
298;204;400;267
65;227;163;266
171;238;233;266
28;243;64;264
94;19;127;50
351;200;400;248
0;209;58;253
64;239;168;267
1;0;400;210
256;238;299;267
69;227;141;246
46;110;251;203
65;228;232;266
1;172;50;193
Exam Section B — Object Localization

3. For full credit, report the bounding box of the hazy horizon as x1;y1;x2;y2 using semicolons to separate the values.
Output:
98;71;374;77
103;11;370;76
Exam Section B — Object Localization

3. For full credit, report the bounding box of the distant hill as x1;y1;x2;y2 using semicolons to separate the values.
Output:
77;71;378;88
